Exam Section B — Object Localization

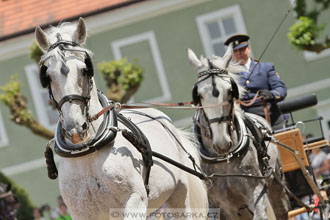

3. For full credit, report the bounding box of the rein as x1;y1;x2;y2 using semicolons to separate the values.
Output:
88;101;231;122
238;91;271;124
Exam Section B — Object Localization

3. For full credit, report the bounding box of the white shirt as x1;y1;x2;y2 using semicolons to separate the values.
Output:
243;58;251;71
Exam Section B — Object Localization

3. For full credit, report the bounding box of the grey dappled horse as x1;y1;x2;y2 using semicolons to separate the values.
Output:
188;46;289;220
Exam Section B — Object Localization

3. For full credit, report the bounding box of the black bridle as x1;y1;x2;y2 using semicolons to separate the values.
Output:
192;59;239;126
39;33;94;123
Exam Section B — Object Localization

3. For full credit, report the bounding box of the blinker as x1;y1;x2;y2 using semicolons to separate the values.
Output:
61;62;70;75
212;87;220;97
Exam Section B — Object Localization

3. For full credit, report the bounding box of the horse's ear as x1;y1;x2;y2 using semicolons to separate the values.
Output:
224;43;233;68
74;17;87;44
35;26;50;51
187;48;202;71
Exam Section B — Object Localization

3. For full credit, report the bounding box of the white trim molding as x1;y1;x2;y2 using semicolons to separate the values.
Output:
0;109;9;148
1;156;59;176
25;63;58;130
111;31;171;102
287;78;330;99
196;4;248;56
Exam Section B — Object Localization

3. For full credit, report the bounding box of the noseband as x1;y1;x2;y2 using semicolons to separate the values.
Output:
39;33;94;122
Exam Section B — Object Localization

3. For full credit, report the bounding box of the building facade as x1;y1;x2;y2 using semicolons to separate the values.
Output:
0;0;329;206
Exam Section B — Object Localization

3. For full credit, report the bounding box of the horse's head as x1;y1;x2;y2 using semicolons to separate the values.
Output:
35;18;102;144
0;183;19;220
188;45;245;153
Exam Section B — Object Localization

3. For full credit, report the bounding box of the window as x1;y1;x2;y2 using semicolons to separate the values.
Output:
25;64;58;130
0;109;9;148
111;31;171;102
196;4;248;56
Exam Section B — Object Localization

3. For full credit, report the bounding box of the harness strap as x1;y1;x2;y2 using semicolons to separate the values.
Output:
58;94;90;110
208;115;231;124
45;139;58;179
118;114;153;196
262;100;271;124
243;114;270;175
237;204;254;217
254;184;268;208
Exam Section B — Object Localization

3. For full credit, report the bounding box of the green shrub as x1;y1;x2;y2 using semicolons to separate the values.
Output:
29;42;44;63
98;58;143;91
288;16;325;50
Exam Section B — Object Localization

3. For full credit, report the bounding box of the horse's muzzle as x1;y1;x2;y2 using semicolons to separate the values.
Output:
63;122;89;144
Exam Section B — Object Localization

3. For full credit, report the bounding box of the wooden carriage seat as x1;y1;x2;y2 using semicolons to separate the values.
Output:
274;128;309;173
274;129;315;208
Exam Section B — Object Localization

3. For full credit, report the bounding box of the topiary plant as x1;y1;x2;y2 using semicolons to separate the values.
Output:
288;16;325;50
29;42;44;64
288;0;330;53
98;58;144;103
0;75;53;139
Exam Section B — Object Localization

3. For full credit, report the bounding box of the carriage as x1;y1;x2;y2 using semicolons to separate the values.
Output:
273;94;330;219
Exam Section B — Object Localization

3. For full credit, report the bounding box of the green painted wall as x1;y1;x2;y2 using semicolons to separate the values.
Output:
0;0;329;207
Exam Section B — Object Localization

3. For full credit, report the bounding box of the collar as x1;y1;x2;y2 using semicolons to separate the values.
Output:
244;58;252;71
54;92;118;157
197;112;250;163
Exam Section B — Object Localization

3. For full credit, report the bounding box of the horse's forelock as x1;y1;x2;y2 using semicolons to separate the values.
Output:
210;56;246;99
47;22;78;43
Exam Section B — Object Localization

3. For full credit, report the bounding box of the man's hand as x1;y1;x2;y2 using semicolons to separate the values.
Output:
259;89;275;102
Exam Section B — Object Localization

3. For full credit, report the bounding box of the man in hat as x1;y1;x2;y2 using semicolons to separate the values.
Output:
224;34;287;130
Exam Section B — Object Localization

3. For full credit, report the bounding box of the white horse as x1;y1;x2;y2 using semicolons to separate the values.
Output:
188;46;289;220
35;18;208;220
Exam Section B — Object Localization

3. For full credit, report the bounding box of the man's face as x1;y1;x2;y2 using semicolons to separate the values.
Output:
232;46;250;65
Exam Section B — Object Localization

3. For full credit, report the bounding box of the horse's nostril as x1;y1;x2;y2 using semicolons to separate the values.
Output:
63;128;72;138
82;122;88;131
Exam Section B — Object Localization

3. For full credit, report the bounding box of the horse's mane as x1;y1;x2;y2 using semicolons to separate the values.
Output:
199;54;246;100
40;22;92;64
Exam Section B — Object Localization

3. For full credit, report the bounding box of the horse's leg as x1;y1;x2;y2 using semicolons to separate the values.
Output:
252;183;268;220
123;192;148;220
267;159;289;220
166;180;191;220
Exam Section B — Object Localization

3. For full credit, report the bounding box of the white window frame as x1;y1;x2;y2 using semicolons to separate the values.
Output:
196;4;248;56
25;63;57;130
111;31;171;102
0;109;9;148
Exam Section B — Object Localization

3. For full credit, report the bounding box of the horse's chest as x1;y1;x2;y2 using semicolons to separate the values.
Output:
202;157;260;197
58;148;143;213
